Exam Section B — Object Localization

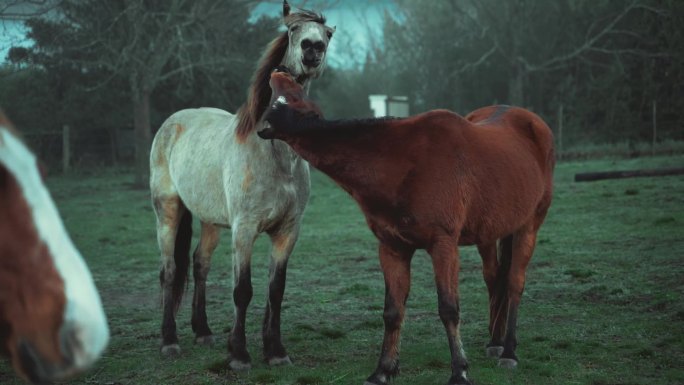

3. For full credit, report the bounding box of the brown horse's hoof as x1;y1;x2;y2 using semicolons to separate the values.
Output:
160;344;181;357
195;335;215;346
486;345;503;358
498;358;518;369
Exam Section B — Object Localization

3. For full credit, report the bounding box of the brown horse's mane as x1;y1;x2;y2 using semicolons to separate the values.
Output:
235;8;327;142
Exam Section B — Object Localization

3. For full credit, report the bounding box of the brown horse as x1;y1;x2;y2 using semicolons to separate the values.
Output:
0;111;109;383
259;70;555;385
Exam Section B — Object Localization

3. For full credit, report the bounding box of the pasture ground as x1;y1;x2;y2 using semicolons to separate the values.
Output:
1;155;683;385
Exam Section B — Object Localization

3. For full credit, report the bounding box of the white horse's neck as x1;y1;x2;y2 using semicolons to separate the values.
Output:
254;77;313;175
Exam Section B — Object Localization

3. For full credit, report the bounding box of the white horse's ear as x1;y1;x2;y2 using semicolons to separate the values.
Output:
283;0;290;18
327;26;336;40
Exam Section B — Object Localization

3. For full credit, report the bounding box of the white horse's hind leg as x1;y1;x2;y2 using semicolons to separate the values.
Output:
153;196;191;357
263;227;299;366
227;224;258;371
191;222;220;345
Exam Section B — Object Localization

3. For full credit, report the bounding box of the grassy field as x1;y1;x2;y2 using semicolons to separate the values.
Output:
2;155;683;385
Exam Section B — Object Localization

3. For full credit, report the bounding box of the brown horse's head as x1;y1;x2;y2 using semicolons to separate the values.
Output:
258;68;323;139
0;111;109;383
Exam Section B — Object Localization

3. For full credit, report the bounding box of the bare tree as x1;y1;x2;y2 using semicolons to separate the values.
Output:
25;0;258;185
463;0;668;106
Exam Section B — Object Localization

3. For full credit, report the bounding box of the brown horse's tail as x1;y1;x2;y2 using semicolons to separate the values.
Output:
171;209;193;312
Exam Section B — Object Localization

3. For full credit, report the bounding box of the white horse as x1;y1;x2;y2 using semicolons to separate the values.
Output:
0;111;109;383
149;0;334;370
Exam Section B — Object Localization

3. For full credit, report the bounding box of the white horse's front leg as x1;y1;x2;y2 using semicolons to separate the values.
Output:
228;224;258;371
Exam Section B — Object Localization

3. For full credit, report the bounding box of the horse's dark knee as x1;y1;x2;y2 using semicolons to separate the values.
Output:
267;261;287;304
233;266;252;309
382;305;401;330
193;261;210;281
233;282;253;309
437;295;460;324
382;291;404;330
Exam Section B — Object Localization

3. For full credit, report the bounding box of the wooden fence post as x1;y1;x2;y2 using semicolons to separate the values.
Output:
557;103;564;160
62;124;70;173
652;100;657;156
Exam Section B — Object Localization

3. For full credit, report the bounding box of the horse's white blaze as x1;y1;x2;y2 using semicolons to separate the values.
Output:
0;128;109;367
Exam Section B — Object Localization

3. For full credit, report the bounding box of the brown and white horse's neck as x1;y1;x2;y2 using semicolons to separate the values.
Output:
0;126;109;374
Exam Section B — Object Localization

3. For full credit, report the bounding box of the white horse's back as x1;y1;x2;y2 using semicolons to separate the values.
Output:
151;108;236;225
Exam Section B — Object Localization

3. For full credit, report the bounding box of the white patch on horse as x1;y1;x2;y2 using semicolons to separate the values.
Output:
276;96;288;105
0;127;109;368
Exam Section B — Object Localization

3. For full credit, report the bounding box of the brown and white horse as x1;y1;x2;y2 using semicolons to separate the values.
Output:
260;70;555;385
149;0;334;370
0;112;109;383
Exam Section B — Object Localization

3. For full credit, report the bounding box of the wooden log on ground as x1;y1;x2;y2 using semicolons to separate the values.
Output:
575;167;684;182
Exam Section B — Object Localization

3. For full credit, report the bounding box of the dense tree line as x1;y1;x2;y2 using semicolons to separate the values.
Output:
0;0;682;179
314;0;683;151
1;0;278;183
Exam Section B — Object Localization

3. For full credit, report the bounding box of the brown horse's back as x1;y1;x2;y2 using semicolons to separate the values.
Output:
465;105;555;233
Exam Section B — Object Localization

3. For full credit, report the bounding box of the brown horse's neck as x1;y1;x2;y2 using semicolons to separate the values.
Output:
280;116;406;195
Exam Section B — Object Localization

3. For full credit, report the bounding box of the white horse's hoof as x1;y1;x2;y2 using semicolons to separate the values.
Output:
268;355;292;366
195;335;215;346
498;358;518;369
486;345;504;358
229;359;251;371
161;344;181;357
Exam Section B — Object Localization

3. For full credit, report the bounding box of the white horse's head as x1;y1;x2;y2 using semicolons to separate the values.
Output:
0;112;109;383
281;0;335;80
235;0;334;141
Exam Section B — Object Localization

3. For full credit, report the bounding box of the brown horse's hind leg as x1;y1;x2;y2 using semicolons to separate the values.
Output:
262;227;299;366
478;236;513;359
365;242;414;385
428;236;471;385
227;224;258;371
191;222;220;345
498;226;536;369
154;195;191;357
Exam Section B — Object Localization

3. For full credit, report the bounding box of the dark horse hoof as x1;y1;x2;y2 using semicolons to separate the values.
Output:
498;357;518;369
447;374;472;385
364;373;390;385
160;344;181;357
267;355;292;366
229;359;251;371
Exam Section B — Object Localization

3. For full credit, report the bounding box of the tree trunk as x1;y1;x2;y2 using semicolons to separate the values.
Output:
133;89;151;188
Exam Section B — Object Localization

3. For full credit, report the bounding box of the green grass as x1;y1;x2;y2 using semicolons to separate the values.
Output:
2;155;683;385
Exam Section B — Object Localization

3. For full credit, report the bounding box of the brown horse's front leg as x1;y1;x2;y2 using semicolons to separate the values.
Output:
429;237;471;385
365;242;415;385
